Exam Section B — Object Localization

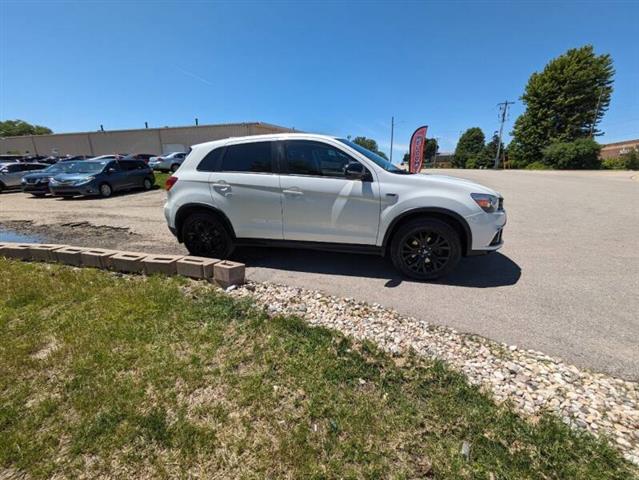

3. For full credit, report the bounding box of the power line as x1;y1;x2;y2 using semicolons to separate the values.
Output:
494;100;515;169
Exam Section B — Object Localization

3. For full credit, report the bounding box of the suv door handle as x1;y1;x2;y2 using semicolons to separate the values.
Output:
211;181;230;189
283;188;303;196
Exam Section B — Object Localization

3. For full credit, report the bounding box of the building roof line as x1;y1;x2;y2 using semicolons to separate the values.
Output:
0;121;293;140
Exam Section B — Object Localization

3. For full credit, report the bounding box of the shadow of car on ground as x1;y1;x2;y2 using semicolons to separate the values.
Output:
233;247;521;288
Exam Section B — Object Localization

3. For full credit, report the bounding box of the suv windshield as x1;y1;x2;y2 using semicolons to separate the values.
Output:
336;138;409;174
66;161;108;174
45;162;77;173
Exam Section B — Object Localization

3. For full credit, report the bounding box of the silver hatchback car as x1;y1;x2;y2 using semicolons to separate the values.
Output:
0;162;48;193
148;152;187;172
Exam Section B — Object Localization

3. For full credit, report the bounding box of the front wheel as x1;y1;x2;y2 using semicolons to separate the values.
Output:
143;177;153;190
99;183;113;198
182;213;234;259
170;163;179;173
390;218;462;280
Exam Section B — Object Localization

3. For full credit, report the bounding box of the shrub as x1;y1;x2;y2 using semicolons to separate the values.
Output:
465;158;478;169
541;138;601;169
602;149;639;170
525;161;552;170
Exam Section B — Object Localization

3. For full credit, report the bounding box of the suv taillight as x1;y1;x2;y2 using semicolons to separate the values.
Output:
165;176;178;191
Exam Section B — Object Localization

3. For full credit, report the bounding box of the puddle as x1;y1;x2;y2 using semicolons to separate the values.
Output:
0;227;44;243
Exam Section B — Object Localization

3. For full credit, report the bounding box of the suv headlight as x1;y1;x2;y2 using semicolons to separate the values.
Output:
471;193;499;213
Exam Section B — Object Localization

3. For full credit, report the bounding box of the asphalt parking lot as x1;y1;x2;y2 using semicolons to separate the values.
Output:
1;169;638;379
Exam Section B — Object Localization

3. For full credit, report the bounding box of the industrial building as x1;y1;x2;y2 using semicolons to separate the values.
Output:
0;122;294;156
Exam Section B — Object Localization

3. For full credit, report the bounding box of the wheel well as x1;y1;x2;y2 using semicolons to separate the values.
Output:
383;210;471;256
174;204;235;243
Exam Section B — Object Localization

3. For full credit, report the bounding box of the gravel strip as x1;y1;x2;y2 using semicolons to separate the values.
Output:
226;281;639;465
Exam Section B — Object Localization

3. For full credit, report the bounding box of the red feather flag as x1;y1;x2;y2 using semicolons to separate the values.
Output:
409;126;428;173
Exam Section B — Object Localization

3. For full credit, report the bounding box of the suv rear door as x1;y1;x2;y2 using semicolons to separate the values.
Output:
204;140;283;239
279;139;380;244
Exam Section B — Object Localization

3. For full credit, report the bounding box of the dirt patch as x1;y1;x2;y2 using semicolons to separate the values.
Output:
2;220;140;250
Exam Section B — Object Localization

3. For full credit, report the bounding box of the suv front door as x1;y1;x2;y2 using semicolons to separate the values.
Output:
279;140;381;245
207;141;283;239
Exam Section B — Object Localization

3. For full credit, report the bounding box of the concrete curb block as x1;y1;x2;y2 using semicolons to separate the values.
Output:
176;256;220;280
80;248;118;269
109;252;147;273
55;246;86;266
143;254;183;275
0;242;246;287
0;243;34;260
29;244;68;262
214;261;245;288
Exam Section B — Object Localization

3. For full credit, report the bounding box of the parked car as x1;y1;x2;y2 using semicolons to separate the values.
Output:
149;152;187;172
58;155;92;162
0;162;49;193
123;153;157;164
0;154;23;162
163;134;506;280
49;159;155;198
21;161;79;197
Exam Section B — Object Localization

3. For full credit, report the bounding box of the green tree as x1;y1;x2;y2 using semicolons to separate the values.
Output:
0;119;52;137
476;133;504;168
509;45;614;167
401;138;439;164
541;138;601;169
352;136;388;159
454;128;485;168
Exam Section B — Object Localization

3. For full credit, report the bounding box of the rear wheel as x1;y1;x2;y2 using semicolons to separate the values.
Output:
390;218;461;280
99;183;113;198
170;163;180;172
182;213;233;259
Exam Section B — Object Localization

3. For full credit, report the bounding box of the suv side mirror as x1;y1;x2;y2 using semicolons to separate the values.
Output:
107;167;116;174
344;163;372;181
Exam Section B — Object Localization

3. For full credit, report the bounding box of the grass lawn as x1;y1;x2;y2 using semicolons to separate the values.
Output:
0;259;635;479
153;171;170;189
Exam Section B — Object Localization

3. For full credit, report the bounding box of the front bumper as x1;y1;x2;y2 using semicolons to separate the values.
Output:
465;209;507;254
49;182;99;196
22;183;50;193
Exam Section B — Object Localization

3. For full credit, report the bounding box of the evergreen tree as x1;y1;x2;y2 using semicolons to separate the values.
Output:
509;45;614;167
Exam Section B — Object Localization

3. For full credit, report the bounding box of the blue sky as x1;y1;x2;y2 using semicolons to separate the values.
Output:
1;1;637;159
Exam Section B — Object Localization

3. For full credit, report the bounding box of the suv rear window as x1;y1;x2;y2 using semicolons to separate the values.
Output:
197;147;224;172
221;142;272;173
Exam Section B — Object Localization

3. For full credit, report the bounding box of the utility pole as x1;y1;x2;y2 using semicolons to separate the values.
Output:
494;100;515;169
390;116;394;163
590;88;604;138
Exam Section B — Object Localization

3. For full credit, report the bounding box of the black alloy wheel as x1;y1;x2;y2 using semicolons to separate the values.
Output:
182;213;233;259
390;218;461;280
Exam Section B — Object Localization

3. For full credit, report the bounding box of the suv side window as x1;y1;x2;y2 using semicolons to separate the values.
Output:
221;141;272;173
284;140;359;178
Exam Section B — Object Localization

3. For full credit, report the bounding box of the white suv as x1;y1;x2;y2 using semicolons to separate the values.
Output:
164;133;506;280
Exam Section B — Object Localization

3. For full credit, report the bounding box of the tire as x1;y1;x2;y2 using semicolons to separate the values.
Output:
0;182;4;194
390;218;462;280
170;163;179;172
31;193;46;198
182;213;234;259
143;177;153;190
99;183;113;198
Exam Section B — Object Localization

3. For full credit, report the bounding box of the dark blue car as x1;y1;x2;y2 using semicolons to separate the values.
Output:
49;159;155;198
21;161;79;196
